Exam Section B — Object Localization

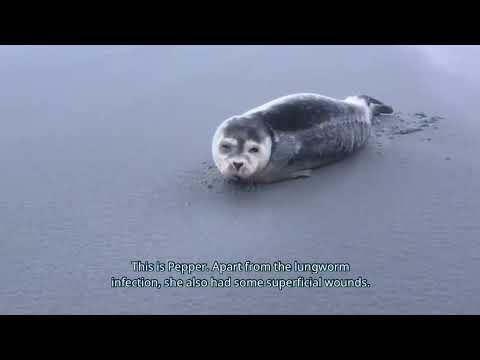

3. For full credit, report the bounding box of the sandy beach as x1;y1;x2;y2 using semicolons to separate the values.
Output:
0;45;479;314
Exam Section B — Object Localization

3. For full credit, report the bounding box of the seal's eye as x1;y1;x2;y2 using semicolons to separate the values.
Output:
249;147;259;153
221;144;231;151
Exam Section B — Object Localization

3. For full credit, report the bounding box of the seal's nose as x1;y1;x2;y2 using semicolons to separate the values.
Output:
233;161;244;170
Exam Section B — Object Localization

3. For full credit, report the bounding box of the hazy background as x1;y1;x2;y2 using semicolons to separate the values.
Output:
1;45;479;314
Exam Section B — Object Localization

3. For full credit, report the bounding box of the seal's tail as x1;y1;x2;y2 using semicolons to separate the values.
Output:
358;95;394;116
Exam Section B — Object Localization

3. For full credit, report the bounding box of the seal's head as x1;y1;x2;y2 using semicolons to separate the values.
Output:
212;116;272;181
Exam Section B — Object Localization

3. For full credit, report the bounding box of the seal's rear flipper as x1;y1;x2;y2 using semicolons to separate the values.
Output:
358;95;394;116
371;103;394;116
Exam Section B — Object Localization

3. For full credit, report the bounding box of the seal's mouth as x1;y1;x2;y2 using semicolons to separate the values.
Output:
227;166;250;181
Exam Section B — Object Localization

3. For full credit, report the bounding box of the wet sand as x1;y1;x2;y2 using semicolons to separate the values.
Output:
0;45;479;314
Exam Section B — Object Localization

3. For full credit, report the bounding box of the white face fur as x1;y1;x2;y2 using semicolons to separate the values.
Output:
212;120;272;181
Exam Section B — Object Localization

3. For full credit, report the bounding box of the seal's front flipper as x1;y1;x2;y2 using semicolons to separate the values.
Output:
291;169;312;179
254;169;312;183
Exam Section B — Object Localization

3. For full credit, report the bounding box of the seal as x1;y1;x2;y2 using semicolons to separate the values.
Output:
211;93;393;183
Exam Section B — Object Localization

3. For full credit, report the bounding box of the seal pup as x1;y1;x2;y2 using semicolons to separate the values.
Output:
211;93;393;184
